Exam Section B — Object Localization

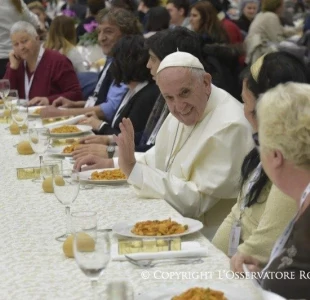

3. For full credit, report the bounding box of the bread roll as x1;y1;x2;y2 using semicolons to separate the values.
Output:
63;233;95;258
17;141;34;155
42;177;53;193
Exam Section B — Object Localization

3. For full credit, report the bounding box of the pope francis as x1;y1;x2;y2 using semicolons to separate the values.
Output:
77;52;254;238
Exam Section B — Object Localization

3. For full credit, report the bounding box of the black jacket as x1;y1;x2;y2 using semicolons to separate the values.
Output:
98;82;159;136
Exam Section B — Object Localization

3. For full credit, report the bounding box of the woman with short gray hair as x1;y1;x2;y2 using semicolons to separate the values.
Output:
0;0;41;79
3;21;83;105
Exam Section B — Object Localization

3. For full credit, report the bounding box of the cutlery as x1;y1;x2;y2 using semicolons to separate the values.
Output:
124;255;203;268
97;228;112;232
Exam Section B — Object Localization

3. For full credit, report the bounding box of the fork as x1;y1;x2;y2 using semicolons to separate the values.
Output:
124;255;203;268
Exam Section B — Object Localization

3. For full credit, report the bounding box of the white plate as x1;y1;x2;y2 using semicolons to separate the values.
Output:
49;124;92;137
47;147;73;157
79;168;127;185
112;217;203;238
136;282;260;300
28;106;45;117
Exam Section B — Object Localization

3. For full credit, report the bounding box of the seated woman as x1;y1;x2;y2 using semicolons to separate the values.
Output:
245;0;296;64
234;0;258;36
254;82;310;300
189;1;228;44
3;21;83;105
45;15;86;73
212;51;309;272
78;34;159;138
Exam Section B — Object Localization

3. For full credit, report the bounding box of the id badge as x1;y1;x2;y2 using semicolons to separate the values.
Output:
84;96;97;108
228;221;241;257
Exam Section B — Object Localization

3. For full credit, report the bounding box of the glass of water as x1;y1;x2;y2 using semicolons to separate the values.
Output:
53;169;80;242
41;159;63;179
11;99;28;131
29;127;50;182
72;211;110;300
0;79;10;100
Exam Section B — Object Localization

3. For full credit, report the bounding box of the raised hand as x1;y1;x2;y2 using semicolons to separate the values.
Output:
114;118;136;177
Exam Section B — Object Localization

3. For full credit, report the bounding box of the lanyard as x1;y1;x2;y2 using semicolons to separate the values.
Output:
93;60;112;97
240;163;262;212
111;81;148;128
24;45;45;101
146;105;169;146
262;182;310;272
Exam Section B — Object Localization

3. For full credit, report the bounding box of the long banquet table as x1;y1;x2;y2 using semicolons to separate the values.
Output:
0;124;261;300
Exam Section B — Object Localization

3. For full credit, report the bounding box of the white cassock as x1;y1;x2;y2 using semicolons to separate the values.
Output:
128;85;254;238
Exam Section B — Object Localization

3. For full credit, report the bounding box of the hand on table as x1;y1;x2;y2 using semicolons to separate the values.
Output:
28;97;49;106
74;154;114;171
40;106;64;118
79;135;112;145
78;113;103;131
72;144;108;160
230;251;261;273
114;118;136;177
52;97;75;108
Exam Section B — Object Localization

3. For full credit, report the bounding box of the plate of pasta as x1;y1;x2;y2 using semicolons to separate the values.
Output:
135;282;261;300
79;168;127;185
47;143;79;157
112;217;203;238
48;124;92;137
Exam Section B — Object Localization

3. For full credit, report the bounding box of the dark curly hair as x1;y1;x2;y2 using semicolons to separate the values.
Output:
110;35;153;85
96;8;142;35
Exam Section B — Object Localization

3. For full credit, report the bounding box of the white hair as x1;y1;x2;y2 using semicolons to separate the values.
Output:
257;82;310;169
10;21;38;37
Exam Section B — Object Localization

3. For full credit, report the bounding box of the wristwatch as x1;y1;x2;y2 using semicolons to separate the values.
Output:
106;145;115;158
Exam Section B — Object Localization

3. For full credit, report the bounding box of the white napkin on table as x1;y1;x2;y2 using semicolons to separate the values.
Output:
112;241;207;261
44;115;85;128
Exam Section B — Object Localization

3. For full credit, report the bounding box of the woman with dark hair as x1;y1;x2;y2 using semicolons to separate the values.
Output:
78;34;159;138
189;1;228;44
212;51;309;273
144;7;170;38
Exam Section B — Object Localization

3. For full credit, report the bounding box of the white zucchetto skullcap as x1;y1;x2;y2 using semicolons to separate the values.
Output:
156;51;204;75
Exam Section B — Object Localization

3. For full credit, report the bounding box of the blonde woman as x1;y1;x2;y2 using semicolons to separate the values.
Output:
0;0;41;78
244;83;310;299
45;16;86;73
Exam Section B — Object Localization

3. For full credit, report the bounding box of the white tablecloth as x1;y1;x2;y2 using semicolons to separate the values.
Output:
0;124;261;300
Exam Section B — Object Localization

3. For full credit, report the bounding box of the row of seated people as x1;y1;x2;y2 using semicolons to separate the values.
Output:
2;7;310;298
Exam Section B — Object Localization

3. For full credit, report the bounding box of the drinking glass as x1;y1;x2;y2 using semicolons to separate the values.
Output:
0;79;10;100
28;127;50;182
72;211;110;300
3;89;18;124
53;169;80;241
41;159;63;179
11;99;28;131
